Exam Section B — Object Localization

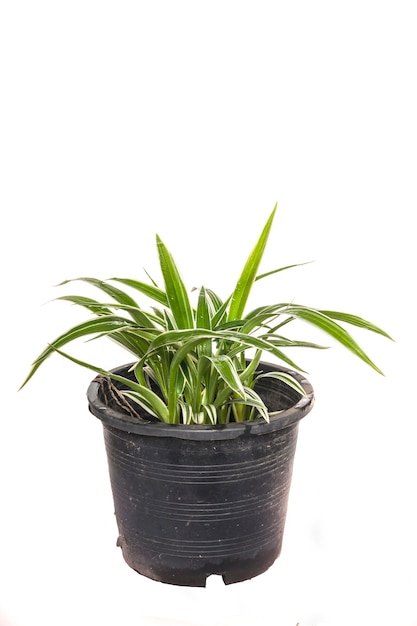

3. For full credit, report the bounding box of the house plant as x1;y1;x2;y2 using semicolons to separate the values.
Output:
21;204;392;586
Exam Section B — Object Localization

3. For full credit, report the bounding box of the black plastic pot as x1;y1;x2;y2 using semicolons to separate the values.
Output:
87;361;314;586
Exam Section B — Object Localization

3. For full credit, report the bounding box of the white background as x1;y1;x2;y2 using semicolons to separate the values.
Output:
1;2;416;625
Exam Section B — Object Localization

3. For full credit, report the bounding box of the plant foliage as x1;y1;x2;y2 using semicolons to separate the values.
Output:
21;205;392;424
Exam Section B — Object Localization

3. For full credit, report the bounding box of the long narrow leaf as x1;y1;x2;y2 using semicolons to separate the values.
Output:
178;401;193;425
156;235;194;329
201;404;217;425
110;277;168;307
196;286;213;330
105;328;153;359
122;390;166;421
20;316;137;389
205;355;246;398
149;330;304;418
58;277;139;308
57;277;149;325
196;286;213;356
320;310;394;340
283;305;384;374
227;204;277;321
211;292;230;328
55;295;113;316
261;334;329;349
228;387;270;423
41;346;171;422
146;328;304;370
57;297;161;328
256;371;307;396
255;261;313;281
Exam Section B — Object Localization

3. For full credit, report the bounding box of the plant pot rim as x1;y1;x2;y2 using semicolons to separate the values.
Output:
87;360;314;441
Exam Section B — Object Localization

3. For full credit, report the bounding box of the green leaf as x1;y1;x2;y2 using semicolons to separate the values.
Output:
196;286;213;356
196;286;213;330
145;328;303;371
122;390;166;420
205;355;246;398
58;277;139;308
255;260;313;281
110;277;168;307
205;288;224;313
261;334;329;349
194;411;206;425
239;350;263;384
57;296;160;328
39;346;171;422
210;291;230;328
256;371;307;396
228;204;277;321
156;235;194;329
283;305;385;374
57;277;150;326
201;404;217;425
145;329;303;418
142;267;160;288
20;316;136;389
229;387;270;423
319;310;394;340
178;401;193;425
55;295;113;316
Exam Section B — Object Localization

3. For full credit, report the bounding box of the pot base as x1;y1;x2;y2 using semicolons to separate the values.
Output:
117;533;282;586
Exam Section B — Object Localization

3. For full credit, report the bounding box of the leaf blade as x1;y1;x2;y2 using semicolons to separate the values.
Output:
227;204;277;321
319;310;394;340
110;277;168;307
283;305;385;374
205;355;246;398
156;235;194;329
20;315;136;389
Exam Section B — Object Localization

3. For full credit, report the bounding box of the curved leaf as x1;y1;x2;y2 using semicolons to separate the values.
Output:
110;277;168;307
20;316;136;389
283;305;384;374
37;346;171;422
256;371;307;396
229;387;270;423
145;328;303;371
205;355;246;398
320;310;394;340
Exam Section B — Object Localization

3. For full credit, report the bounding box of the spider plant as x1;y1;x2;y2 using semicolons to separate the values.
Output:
21;205;392;425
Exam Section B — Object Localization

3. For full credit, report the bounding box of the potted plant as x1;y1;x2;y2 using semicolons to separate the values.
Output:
21;204;392;586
